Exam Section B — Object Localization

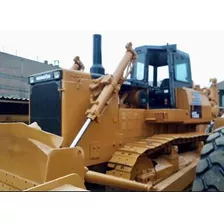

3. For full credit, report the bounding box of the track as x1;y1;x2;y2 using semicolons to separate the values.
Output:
106;132;208;183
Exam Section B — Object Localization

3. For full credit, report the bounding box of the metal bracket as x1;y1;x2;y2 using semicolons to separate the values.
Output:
89;142;100;160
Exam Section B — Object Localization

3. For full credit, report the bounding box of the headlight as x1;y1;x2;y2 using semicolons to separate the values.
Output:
54;71;60;79
29;77;34;83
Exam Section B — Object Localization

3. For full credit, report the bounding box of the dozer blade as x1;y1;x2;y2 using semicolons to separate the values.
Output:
25;173;88;191
0;122;86;191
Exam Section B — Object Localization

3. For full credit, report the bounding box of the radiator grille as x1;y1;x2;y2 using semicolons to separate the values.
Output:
30;80;62;136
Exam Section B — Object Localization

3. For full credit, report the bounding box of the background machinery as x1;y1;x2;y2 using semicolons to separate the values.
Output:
0;34;220;191
191;79;224;191
0;97;28;123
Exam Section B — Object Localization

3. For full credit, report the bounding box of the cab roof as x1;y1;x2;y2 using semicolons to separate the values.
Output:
135;44;190;58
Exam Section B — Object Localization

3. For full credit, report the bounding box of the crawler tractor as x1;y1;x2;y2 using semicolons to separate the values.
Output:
0;34;221;191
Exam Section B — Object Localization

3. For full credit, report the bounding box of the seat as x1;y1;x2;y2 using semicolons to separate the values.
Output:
152;78;171;108
160;78;169;90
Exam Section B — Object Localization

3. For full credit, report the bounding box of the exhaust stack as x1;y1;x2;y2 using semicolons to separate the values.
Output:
90;34;105;75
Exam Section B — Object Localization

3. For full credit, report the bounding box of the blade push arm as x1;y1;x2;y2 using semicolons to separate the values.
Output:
70;43;137;147
86;42;136;120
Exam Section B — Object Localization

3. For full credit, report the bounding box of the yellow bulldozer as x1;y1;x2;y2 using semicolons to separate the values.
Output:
0;34;223;191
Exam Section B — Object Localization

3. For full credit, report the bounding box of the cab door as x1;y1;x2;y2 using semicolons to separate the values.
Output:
166;45;175;107
167;46;193;108
173;52;193;88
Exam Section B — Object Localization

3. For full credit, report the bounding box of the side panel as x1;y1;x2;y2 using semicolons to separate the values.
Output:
61;71;122;166
61;76;92;147
119;108;148;143
175;87;212;122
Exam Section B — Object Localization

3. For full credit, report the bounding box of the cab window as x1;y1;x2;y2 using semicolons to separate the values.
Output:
136;62;144;80
175;63;189;82
135;53;145;81
157;65;169;86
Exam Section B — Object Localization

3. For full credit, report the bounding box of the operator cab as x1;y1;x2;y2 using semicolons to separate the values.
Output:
125;44;193;109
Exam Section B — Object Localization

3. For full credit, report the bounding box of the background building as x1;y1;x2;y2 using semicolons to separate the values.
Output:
0;51;59;122
0;51;58;99
217;81;224;107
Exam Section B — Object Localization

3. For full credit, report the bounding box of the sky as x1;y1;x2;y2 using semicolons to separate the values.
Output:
0;30;224;87
0;0;224;88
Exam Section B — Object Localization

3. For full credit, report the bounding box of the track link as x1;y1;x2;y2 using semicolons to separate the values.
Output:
106;132;208;181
